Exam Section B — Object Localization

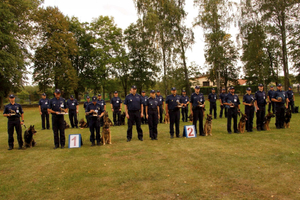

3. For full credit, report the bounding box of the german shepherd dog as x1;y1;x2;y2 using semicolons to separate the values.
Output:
204;114;213;136
188;113;193;123
284;108;292;128
164;110;170;124
120;112;126;125
79;118;88;128
24;125;37;148
102;111;112;145
64;120;70;129
238;113;247;133
263;112;275;131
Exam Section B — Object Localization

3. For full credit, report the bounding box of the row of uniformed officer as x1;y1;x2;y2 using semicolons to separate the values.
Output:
3;94;25;150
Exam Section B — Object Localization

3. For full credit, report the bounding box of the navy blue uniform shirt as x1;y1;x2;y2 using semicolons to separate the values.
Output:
219;93;227;103
225;93;240;107
84;101;90;109
190;93;205;107
3;103;23;118
141;95;148;106
67;99;79;110
255;90;267;105
124;93;143;111
49;97;67;112
110;97;122;108
39;98;50;110
273;90;286;105
286;90;294;101
97;99;106;110
243;94;255;105
268;90;275;99
156;95;164;106
85;103;103;118
180;95;189;108
208;93;217;103
146;97;159;111
166;94;181;110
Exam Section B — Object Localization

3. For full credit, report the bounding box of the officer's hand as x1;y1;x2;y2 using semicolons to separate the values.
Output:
141;113;143;118
221;103;223;106
90;110;95;113
40;112;42;115
158;115;160;119
249;103;253;106
20;121;24;125
56;112;59;115
286;105;288;109
146;114;148;119
111;109;114;112
190;111;193;115
256;107;259;110
119;109;121;111
76;110;79;113
126;114;129;119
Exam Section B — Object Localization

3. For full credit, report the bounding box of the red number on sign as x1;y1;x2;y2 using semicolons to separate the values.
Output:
188;128;194;136
71;136;76;146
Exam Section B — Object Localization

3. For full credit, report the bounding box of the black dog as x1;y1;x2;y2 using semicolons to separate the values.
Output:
284;109;292;128
120;112;126;125
64;120;70;129
24;125;37;148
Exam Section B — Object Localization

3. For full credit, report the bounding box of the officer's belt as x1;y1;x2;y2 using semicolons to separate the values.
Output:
8;117;20;121
257;103;266;106
128;110;140;112
149;109;157;111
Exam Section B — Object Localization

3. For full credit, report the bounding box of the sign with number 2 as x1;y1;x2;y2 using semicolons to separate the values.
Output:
184;125;196;138
68;134;82;148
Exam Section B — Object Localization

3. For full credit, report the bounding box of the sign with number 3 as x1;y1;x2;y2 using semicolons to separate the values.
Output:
68;134;82;148
183;125;196;138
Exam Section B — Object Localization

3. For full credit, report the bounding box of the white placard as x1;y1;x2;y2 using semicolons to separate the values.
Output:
68;134;81;148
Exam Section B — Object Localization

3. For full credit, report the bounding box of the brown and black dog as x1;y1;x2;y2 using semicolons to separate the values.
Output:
188;113;193;123
263;112;275;131
284;109;292;128
103;111;114;126
64;120;70;129
24;125;37;148
238;113;247;133
164;114;170;124
102;111;112;145
120;112;126;125
204;114;213;136
79;118;88;128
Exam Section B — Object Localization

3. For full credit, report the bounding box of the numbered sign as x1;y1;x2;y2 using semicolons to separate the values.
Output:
183;125;196;138
68;134;82;148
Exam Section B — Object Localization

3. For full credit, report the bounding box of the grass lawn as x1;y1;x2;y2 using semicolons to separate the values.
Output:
0;96;300;200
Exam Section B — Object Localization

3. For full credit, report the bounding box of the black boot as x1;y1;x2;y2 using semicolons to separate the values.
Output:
8;146;13;150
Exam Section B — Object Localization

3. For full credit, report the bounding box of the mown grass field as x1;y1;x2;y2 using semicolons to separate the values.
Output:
0;96;300;200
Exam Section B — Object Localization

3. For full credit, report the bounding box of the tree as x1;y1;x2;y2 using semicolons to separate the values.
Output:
32;7;78;96
0;0;42;108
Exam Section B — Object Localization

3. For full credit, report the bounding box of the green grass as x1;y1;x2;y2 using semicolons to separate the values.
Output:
0;97;300;200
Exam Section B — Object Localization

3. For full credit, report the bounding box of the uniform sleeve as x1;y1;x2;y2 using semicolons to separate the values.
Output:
187;97;189;102
273;92;277;99
237;97;241;105
103;100;106;105
76;100;79;105
85;104;90;112
140;96;143;105
19;105;24;114
190;95;193;103
66;100;69;108
243;95;246;102
64;99;67;108
120;98;122;103
202;95;205;103
208;94;211;100
49;99;53;109
255;92;258;100
3;105;8;114
38;99;42;106
165;96;169;104
83;103;86;109
180;97;183;103
224;95;228;102
110;98;113;104
124;96;128;105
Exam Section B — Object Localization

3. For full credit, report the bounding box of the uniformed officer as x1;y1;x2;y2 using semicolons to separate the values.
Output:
48;89;67;149
219;88;227;118
86;96;104;146
97;94;106;126
110;91;122;126
254;84;267;131
84;96;91;125
67;95;79;128
39;93;50;130
267;86;276;113
3;94;25;150
146;90;160;140
166;87;182;138
180;90;189;122
124;85;144;142
156;90;164;123
224;87;240;134
243;87;255;132
190;86;205;136
141;91;148;124
272;84;288;129
286;86;295;113
208;88;217;119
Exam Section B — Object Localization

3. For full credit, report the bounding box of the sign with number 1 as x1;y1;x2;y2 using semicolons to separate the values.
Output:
68;134;82;148
183;125;196;138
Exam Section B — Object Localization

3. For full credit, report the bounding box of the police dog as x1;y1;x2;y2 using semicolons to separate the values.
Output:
284;109;292;128
24;125;37;148
164;114;170;124
79;118;88;128
64;120;70;129
102;111;112;145
120;112;126;125
204;114;213;136
188;113;193;123
263;112;275;131
238;113;247;133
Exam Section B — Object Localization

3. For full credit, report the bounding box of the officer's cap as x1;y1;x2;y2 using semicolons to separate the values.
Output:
212;88;215;90
131;85;137;89
98;94;102;96
9;94;15;98
86;96;90;99
222;88;225;90
270;86;274;88
55;89;61;94
150;90;155;93
70;95;74;98
195;85;200;89
258;83;263;87
157;90;160;93
246;87;251;91
277;83;282;87
42;93;46;96
289;86;292;89
92;96;97;102
142;91;145;93
182;90;186;93
171;87;176;91
230;86;235;90
114;91;118;94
